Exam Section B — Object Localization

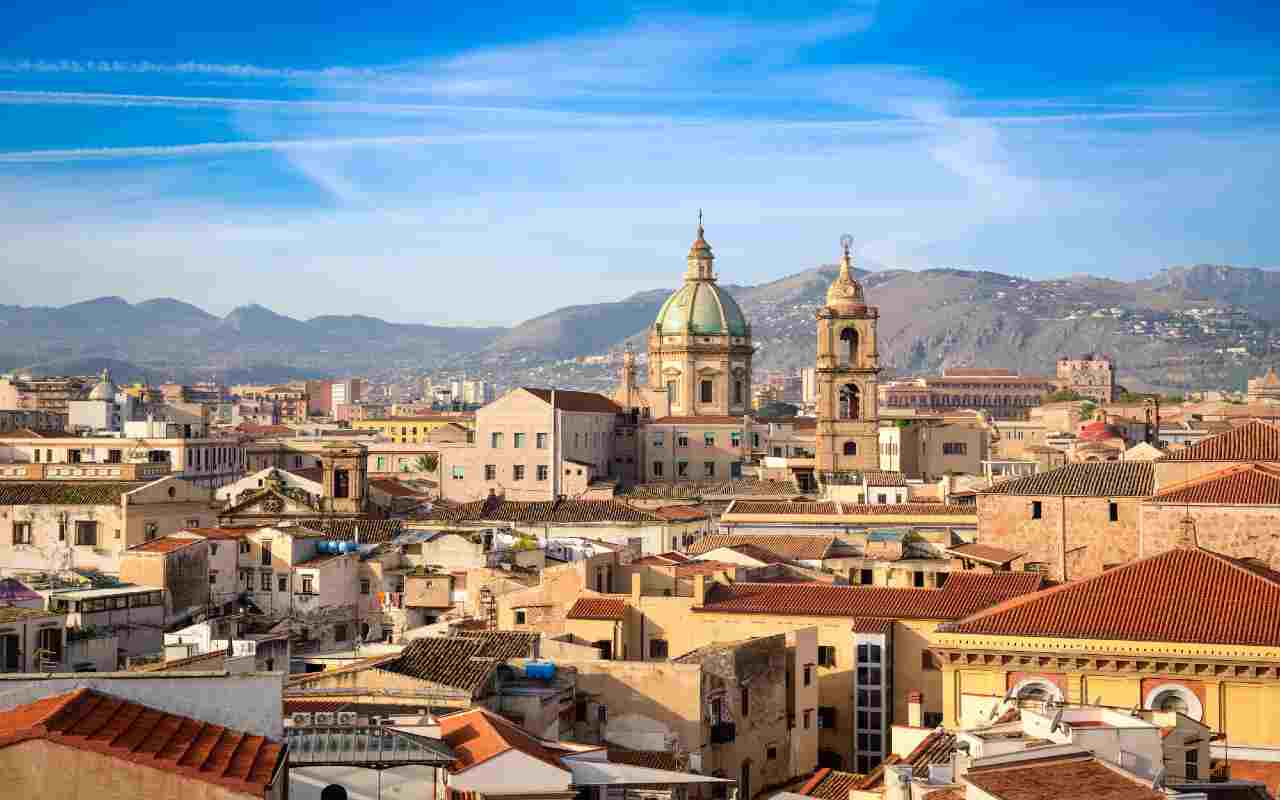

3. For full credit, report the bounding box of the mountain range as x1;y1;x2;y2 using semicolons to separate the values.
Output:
2;263;1278;392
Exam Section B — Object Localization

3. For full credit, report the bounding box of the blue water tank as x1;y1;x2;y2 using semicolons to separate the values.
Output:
525;662;556;681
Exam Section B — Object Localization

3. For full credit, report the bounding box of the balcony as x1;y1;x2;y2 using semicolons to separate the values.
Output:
709;721;736;745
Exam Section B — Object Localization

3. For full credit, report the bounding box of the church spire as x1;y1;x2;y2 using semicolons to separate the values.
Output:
686;210;715;281
825;233;865;310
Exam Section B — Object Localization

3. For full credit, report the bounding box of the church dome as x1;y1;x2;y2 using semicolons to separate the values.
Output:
826;235;867;313
653;220;749;337
86;368;117;401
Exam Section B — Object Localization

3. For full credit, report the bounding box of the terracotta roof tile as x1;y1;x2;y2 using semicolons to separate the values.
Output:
688;534;836;560
649;415;750;424
1148;463;1280;505
697;572;1044;620
799;768;867;799
650;505;712;521
716;543;798;565
607;746;684;771
380;637;498;693
727;501;975;517
440;706;568;773
421;498;664;524
523;388;621;414
729;501;841;515
0;689;283;797
964;754;1164;800
461;630;540;660
947;543;1025;565
1158;420;1280;462
182;526;262;540
981;462;1154;497
619;479;802;499
943;547;1280;647
126;535;202;554
369;479;427;498
851;618;895;634
567;596;629;620
296;517;403;543
0;480;146;505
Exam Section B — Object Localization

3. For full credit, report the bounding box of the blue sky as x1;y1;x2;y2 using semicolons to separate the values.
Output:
1;1;1277;326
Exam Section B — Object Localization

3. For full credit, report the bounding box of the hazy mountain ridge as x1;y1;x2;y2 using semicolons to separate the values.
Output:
2;263;1277;390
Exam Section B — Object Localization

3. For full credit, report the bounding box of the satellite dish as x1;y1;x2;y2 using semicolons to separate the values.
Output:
1151;767;1167;790
1049;708;1064;733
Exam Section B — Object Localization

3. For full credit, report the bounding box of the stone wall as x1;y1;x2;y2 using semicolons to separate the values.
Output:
976;494;1143;581
1140;504;1280;569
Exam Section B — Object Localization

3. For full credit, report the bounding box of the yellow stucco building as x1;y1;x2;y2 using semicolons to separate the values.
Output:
930;545;1280;785
353;414;476;443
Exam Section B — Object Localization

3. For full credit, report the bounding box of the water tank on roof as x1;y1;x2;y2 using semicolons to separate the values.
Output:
525;662;556;681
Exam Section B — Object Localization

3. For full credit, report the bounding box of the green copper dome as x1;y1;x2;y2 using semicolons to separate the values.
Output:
654;281;749;336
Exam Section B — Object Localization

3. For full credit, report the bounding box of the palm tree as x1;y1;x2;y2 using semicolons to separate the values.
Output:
414;454;439;473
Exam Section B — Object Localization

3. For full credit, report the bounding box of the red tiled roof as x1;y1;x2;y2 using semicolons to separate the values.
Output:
0;480;146;506
522;388;621;414
851;618;895;634
728;501;840;515
981;462;1154;497
567;596;629;620
1148;463;1280;505
799;768;867;799
369;478;427;497
607;746;685;771
422;498;664;524
439;707;568;773
650;415;750;424
650;505;712;521
673;560;739;576
725;501;974;517
963;754;1164;800
718;542;797;565
947;543;1025;565
126;535;202;554
1158;420;1280;462
0;688;284;798
183;526;262;540
688;534;836;560
620;479;803;500
697;572;1044;620
944;547;1280;647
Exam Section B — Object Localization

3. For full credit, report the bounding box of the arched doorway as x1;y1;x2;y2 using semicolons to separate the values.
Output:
843;441;858;456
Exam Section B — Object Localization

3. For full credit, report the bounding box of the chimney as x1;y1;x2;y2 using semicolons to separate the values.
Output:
694;574;707;606
1176;514;1199;549
908;691;924;728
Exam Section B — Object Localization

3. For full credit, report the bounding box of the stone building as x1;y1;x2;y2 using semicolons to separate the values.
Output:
815;237;881;479
118;533;212;620
1056;354;1117;402
975;461;1154;581
879;368;1058;421
1248;367;1280;404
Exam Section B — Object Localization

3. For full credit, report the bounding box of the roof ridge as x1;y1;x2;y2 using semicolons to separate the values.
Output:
1151;461;1280;496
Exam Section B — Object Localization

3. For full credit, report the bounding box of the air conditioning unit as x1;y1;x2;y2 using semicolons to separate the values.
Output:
336;711;357;726
291;712;313;727
314;712;336;725
368;716;384;727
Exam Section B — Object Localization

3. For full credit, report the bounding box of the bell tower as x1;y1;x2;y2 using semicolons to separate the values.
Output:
816;235;881;477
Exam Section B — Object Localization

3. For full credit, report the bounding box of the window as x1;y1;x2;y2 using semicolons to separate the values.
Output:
1109;501;1119;522
860;568;873;585
1185;747;1198;780
700;380;714;403
33;449;39;463
513;432;525;448
652;433;664;448
653;461;664;477
942;442;967;455
74;521;97;546
704;461;716;477
536;465;549;481
731;432;742;447
877;493;887;504
490;432;503;448
301;576;314;594
261;542;272;566
11;522;32;545
802;710;812;729
209;570;219;585
598;705;608;723
513;464;525;481
143;521;158;541
767;747;777;761
923;712;944;728
676;432;690;448
731;461;742;478
649;639;669;659
536;432;548;449
68;449;82;464
260;573;272;591
107;449;122;464
704;432;716;447
334;623;348;642
741;687;750;716
239;540;251;554
840;327;859;363
840;384;861;420
921;651;938;670
452;466;465;480
185;518;200;527
514;609;526;625
734;380;745;405
484;465;497;481
278;575;288;592
843;441;857;456
360;579;370;595
333;468;350;498
677;460;689;477
818;707;836;728
913;570;925;588
803;664;813;686
1031;500;1043;519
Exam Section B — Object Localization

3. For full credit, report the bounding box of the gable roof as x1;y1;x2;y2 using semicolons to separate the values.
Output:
980;462;1153;497
296;517;404;543
567;597;629;621
0;688;284;798
798;768;866;799
1147;463;1280;505
687;533;836;560
379;637;500;693
943;547;1280;647
0;480;145;506
696;572;1044;621
1158;420;1280;462
522;388;621;414
726;501;975;517
125;535;203;554
963;752;1165;800
618;479;802;500
439;706;569;773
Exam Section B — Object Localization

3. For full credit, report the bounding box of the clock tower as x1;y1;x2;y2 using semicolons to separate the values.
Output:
816;236;881;477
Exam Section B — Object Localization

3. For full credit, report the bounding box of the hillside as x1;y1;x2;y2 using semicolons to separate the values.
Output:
1;263;1276;391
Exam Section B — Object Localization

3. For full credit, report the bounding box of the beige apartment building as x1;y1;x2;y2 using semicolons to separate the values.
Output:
0;433;246;489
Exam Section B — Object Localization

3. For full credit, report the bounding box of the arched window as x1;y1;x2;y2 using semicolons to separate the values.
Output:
843;441;857;456
1144;684;1203;720
839;384;860;420
1011;678;1062;704
840;328;859;365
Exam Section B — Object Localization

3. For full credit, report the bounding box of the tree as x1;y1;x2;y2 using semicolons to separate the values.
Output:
414;454;439;473
757;401;799;418
1045;389;1086;403
1079;401;1098;420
